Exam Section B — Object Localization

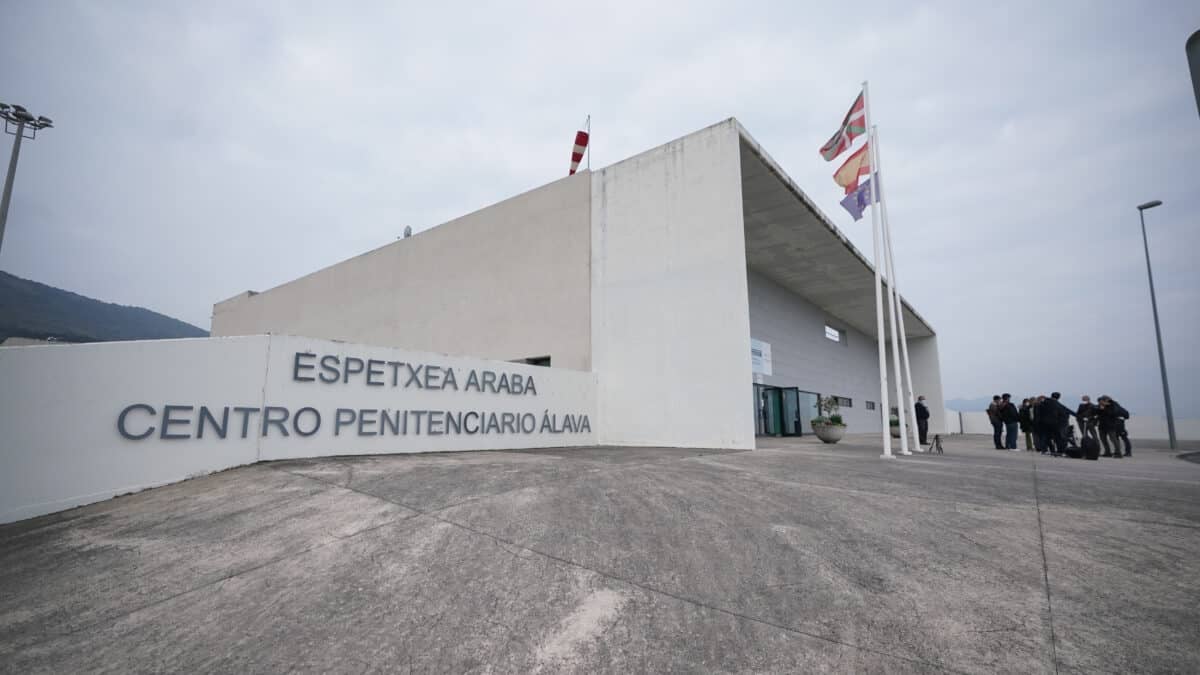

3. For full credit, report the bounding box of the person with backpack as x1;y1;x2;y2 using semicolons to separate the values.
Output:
1000;393;1020;450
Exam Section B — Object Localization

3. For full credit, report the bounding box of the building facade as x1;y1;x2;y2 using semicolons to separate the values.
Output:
213;119;944;449
1;119;945;523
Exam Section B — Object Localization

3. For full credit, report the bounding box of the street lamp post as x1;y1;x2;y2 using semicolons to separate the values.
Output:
0;102;54;257
1136;199;1176;450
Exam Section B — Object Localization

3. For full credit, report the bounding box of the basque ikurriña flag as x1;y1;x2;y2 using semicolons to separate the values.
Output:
839;174;879;221
568;130;590;175
819;91;866;161
833;142;871;194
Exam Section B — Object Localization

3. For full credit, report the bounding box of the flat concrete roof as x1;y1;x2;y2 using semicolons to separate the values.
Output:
216;119;935;342
737;122;935;339
3;438;1197;671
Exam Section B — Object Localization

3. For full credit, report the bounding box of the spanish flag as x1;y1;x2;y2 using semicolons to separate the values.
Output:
833;142;871;195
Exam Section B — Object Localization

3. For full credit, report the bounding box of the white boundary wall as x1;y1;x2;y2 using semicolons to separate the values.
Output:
950;410;1200;440
0;335;596;524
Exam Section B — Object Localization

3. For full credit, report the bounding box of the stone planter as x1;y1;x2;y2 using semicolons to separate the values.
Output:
812;423;846;444
890;425;901;438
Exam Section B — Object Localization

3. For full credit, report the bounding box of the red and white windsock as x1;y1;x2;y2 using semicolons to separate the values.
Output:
568;129;590;175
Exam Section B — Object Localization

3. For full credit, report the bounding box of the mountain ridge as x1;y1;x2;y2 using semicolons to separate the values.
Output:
0;270;208;343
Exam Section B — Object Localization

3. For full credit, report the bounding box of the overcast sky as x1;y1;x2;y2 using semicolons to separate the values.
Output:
2;1;1198;416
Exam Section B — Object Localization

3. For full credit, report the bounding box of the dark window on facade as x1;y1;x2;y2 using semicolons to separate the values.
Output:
836;396;852;408
865;401;876;411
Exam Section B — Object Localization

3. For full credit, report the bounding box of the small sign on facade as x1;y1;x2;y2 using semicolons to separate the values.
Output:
751;338;772;376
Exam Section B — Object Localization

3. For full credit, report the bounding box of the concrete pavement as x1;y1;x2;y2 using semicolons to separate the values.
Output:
2;435;1198;673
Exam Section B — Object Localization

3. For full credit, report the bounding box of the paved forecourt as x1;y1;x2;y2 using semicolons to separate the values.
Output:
1;435;1198;673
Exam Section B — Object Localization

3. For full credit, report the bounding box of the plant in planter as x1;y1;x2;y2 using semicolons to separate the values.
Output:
889;414;901;438
811;397;846;444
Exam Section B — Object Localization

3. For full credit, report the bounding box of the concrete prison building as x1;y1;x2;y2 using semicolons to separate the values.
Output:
213;118;944;449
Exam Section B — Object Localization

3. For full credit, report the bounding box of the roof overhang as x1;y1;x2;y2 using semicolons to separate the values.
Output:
736;123;935;340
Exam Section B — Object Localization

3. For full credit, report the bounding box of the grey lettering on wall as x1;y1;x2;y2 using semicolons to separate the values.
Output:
294;407;321;437
117;404;156;440
366;360;385;386
292;352;537;396
263;407;290;437
116;404;592;442
160;405;194;440
198;406;229;439
117;352;579;443
293;352;316;382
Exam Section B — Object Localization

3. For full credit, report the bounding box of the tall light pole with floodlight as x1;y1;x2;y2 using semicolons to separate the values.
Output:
1136;199;1176;450
0;102;54;256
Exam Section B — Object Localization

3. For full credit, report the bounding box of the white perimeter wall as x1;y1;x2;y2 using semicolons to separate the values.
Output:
952;410;1200;440
0;335;596;524
591;120;755;448
902;336;946;438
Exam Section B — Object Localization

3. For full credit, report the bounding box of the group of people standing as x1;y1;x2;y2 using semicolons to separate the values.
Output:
986;392;1132;458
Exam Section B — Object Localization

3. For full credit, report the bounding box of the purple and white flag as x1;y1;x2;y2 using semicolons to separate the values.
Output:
839;174;879;221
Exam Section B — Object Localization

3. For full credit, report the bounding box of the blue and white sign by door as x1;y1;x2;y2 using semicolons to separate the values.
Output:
751;338;772;376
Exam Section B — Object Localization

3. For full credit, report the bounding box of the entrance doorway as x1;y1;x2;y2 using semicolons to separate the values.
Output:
754;385;820;437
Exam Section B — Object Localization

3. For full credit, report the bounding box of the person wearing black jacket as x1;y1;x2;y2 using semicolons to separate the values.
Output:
1097;396;1131;458
1000;393;1020;450
915;395;931;445
1036;394;1075;455
1115;407;1132;456
1032;395;1050;452
1019;398;1035;450
1076;396;1098;444
987;395;1004;449
1050;392;1074;450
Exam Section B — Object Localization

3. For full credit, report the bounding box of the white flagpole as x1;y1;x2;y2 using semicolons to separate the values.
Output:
869;123;911;456
862;81;892;459
875;126;922;452
885;214;923;452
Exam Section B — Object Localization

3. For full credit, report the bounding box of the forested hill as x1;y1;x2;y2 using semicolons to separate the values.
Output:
0;271;208;343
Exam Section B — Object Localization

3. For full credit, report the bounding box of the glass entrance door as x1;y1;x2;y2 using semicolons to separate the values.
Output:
763;386;782;436
755;386;822;437
781;388;801;437
797;391;820;435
